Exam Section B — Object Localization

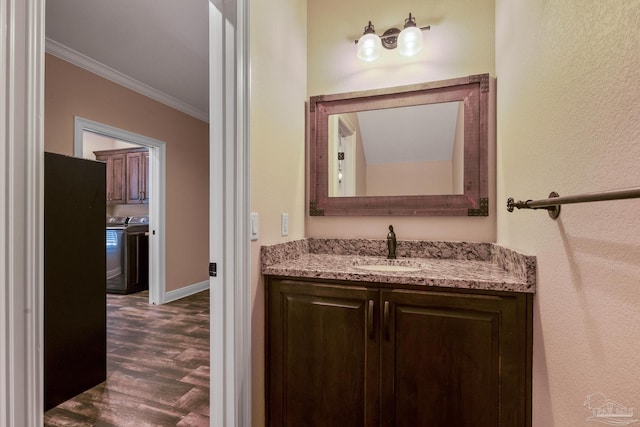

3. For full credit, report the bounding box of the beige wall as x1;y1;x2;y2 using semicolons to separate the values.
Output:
44;54;209;292
452;102;465;193
251;1;493;424
306;0;496;242
496;1;640;425
254;1;640;425
250;0;307;425
366;159;453;196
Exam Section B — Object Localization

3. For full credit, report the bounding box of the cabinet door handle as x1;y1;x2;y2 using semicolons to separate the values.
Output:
368;300;374;338
383;301;390;340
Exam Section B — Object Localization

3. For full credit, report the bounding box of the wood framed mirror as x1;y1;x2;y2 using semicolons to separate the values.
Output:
308;73;490;216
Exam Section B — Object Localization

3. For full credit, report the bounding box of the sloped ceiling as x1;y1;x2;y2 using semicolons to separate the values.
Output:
46;0;209;122
357;102;460;164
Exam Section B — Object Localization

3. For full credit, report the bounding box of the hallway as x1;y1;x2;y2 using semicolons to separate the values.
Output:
44;290;210;426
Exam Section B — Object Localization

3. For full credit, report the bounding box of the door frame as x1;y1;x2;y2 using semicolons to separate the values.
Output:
73;117;167;306
1;0;46;425
209;0;252;425
0;0;251;425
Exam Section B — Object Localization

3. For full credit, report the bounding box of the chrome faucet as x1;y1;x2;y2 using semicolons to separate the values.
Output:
387;225;397;259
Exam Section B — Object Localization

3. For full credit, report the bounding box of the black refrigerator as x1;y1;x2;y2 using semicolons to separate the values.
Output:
44;152;106;410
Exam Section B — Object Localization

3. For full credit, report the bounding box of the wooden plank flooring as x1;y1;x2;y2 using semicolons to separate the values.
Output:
44;290;210;426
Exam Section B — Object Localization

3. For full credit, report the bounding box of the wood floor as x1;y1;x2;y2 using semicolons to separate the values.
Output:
44;290;210;427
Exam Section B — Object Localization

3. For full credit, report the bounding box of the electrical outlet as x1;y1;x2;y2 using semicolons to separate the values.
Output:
281;213;289;236
250;212;259;241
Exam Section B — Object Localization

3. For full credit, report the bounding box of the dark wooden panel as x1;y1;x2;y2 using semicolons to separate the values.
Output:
44;152;107;410
125;231;149;293
267;279;379;427
380;289;524;427
265;277;532;427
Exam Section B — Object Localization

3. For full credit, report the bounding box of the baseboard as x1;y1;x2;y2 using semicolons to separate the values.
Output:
163;280;210;304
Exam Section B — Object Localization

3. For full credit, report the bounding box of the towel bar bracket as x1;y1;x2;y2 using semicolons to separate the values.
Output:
507;192;561;219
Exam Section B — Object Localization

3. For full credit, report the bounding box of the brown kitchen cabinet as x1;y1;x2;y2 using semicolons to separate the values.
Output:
125;150;149;204
94;147;149;205
265;277;532;427
94;151;125;204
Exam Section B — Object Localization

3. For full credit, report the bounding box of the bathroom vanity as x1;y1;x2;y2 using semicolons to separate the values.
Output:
262;239;535;427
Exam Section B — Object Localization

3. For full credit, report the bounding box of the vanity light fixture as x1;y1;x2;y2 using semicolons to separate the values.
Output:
355;13;430;62
356;21;382;62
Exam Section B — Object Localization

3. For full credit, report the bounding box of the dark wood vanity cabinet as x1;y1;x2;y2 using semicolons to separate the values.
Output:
266;277;532;427
267;280;379;426
380;289;531;426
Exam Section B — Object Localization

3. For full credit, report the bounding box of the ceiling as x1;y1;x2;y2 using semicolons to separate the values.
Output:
45;0;209;122
357;102;460;164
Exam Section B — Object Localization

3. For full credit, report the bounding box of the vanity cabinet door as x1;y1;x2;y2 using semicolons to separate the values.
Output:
379;289;530;427
267;279;380;427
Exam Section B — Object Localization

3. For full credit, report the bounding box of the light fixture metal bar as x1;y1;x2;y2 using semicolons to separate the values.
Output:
355;23;430;44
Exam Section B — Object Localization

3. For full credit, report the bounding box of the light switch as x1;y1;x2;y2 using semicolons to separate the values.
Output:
281;213;289;236
250;212;259;241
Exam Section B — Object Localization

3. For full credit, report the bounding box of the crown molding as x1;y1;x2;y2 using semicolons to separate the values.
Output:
45;38;208;122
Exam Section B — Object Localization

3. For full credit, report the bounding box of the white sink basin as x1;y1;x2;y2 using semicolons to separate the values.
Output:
355;264;423;272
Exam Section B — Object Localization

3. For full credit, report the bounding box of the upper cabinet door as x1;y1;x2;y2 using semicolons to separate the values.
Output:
95;152;126;205
126;151;147;204
141;151;149;203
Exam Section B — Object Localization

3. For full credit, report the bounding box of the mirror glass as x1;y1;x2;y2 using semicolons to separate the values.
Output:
328;101;464;197
309;74;490;216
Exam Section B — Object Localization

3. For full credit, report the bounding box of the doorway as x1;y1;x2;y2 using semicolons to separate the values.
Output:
1;1;250;425
74;117;167;305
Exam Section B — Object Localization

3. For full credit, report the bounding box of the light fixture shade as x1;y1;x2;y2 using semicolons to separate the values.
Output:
397;26;423;57
357;32;382;62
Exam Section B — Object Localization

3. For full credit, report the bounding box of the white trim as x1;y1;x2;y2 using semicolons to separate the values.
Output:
209;4;226;426
1;0;45;425
236;0;252;423
46;38;209;123
73;117;168;306
163;280;210;304
224;11;238;424
209;0;251;424
0;0;7;420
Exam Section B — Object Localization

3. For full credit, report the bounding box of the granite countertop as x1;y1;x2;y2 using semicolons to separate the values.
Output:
261;238;536;293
